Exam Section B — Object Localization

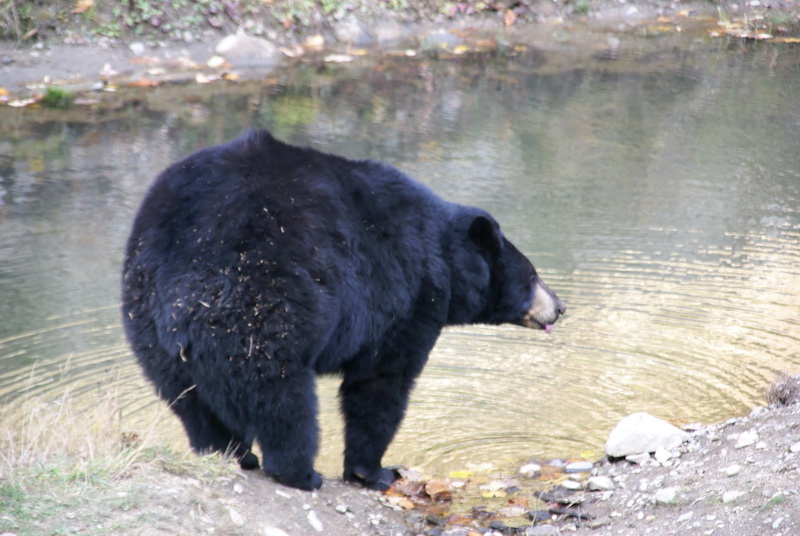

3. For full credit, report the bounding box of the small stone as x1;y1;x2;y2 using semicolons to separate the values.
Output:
519;463;542;477
723;464;741;476
263;527;290;536
626;452;651;464
654;487;679;504
722;490;746;503
773;517;784;529
565;461;594;473
586;476;615;491
233;482;244;494
129;42;146;56
525;525;559;536
734;430;758;449
654;447;672;464
335;504;348;514
307;511;323;532
677;511;694;523
228;507;245;526
562;479;582;490
789;442;800;453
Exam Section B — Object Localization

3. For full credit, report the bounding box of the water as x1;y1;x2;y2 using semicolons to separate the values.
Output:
1;30;799;478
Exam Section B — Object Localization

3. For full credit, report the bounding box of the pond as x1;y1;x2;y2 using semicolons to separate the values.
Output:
1;28;799;478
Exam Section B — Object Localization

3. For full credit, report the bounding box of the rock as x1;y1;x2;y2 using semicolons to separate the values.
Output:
722;490;746;503
525;525;559;536
606;412;689;458
625;452;651;464
228;507;245;526
215;31;279;67
562;479;582;490
790;441;800;453
519;463;542;477
263;527;290;536
128;42;146;56
335;504;348;514
677;511;694;523
307;510;323;532
653;447;673;464
587;476;615;491
723;464;741;476
565;461;594;473
734;429;758;449
654;487;679;504
332;15;373;45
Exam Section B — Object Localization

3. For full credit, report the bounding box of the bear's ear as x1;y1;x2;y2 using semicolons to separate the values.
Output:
468;215;501;255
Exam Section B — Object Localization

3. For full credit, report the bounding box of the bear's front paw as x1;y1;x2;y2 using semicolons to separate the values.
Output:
265;468;323;491
238;452;260;470
343;465;399;491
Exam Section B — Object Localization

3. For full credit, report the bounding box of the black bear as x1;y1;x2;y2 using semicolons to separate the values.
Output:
121;130;566;491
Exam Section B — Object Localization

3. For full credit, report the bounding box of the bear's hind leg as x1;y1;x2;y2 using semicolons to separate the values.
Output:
170;388;259;470
255;368;323;490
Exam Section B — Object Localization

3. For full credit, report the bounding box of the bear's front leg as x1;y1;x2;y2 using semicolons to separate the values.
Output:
339;369;418;491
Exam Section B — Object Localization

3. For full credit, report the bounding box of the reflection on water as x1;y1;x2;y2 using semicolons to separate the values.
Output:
1;32;799;477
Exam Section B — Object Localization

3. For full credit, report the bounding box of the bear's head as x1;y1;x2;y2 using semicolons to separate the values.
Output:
452;214;566;332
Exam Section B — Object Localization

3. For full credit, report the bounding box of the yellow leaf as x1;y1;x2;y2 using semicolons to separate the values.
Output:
481;490;507;498
448;470;474;479
72;0;93;14
453;45;469;55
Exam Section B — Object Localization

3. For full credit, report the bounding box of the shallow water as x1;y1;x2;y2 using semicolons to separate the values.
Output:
1;30;799;477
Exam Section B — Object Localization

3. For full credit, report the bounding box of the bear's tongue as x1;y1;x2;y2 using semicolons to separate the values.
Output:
545;324;553;334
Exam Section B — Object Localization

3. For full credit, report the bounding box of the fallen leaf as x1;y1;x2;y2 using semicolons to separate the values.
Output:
452;45;469;55
425;478;452;501
480;489;507;498
448;470;474;479
72;0;93;13
504;9;517;26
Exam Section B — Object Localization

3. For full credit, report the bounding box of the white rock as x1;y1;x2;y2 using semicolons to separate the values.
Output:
263;527;290;536
677;511;694;523
228;507;245;526
654;487;679;504
233;482;244;494
734;430;758;449
128;42;146;56
519;463;542;477
587;476;615;491
654;447;673;464
565;461;594;473
215;31;279;66
789;442;800;453
722;490;746;503
525;525;559;536
562;479;582;490
625;452;652;465
307;511;323;532
606;413;689;458
773;517;784;529
723;464;741;476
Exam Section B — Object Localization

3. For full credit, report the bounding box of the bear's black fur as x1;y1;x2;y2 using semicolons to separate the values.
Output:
121;130;565;491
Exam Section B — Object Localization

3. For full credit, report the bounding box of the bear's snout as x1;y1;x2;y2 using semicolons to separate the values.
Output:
522;279;566;332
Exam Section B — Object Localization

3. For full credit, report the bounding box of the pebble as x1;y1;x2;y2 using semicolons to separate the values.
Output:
228;507;245;526
562;479;582;490
789;441;800;453
722;490;746;503
233;482;244;494
128;41;146;56
519;463;542;477
565;461;594;473
734;429;758;449
677;511;694;523
307;510;323;532
335;504;348;514
263;527;290;536
654;487;679;504
653;446;673;464
586;476;615;491
525;525;559;536
723;464;741;476
625;452;651;464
